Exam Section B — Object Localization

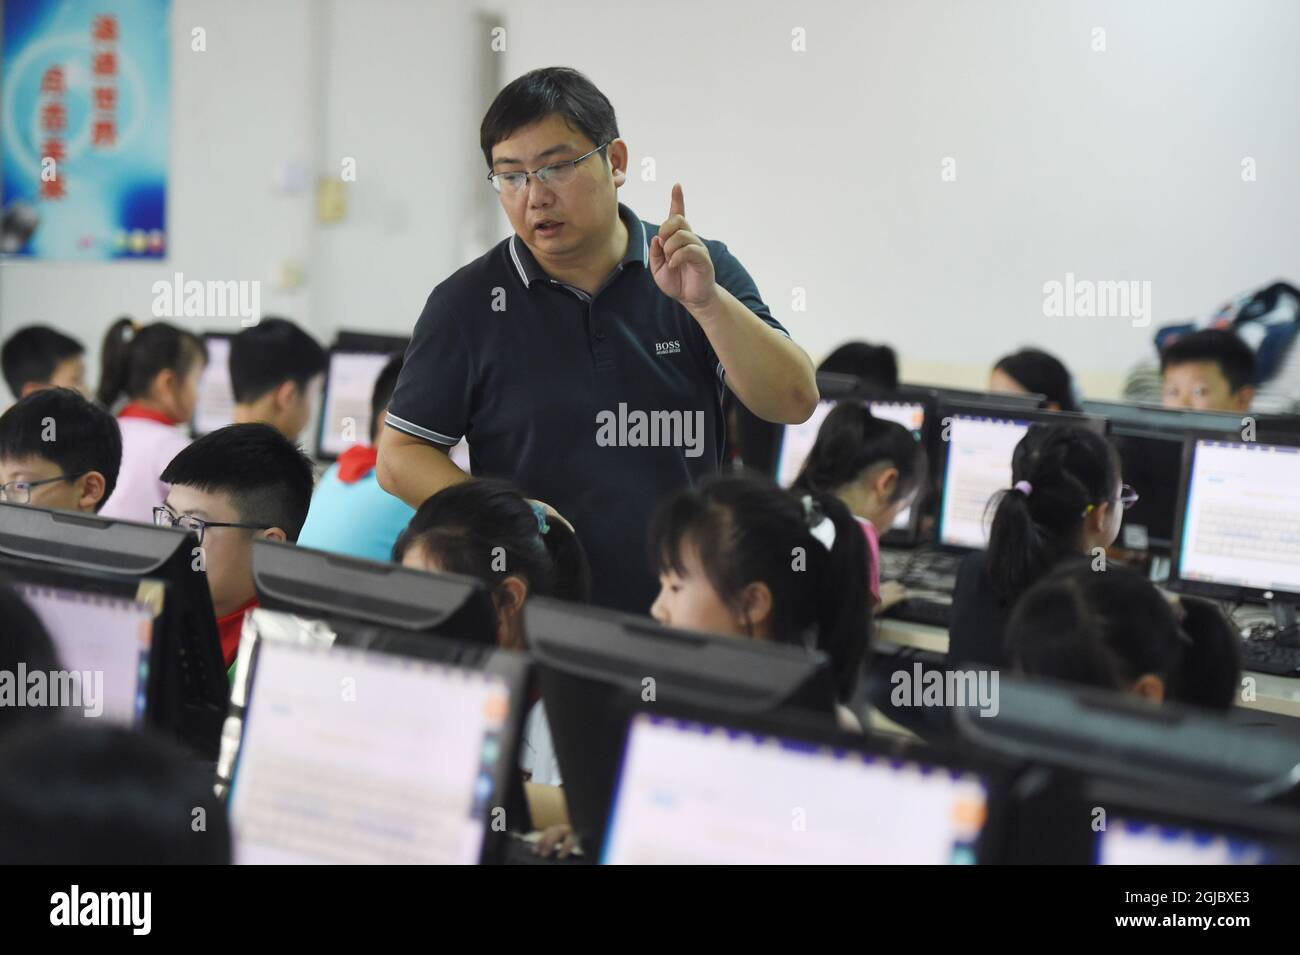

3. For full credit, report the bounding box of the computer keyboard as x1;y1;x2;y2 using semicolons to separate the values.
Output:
1240;625;1300;677
879;548;961;592
886;596;953;629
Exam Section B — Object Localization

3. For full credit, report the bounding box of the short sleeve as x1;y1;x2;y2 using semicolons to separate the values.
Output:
385;288;473;447
702;240;789;385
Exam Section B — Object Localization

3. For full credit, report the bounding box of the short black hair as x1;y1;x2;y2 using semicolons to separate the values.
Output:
229;317;327;404
0;388;122;509
0;723;232;863
370;353;404;444
994;347;1080;412
817;342;899;392
1;325;83;398
480;67;619;170
0;573;62;739
159;423;314;540
1160;329;1257;392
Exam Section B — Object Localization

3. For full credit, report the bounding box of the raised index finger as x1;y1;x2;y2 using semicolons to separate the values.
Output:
670;182;685;219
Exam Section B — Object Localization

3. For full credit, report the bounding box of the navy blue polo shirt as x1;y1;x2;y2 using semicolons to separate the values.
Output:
386;202;788;613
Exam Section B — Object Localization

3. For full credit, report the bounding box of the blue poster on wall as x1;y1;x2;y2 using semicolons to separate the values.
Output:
1;0;170;260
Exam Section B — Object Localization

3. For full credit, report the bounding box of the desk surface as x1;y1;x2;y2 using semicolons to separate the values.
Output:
876;617;1300;721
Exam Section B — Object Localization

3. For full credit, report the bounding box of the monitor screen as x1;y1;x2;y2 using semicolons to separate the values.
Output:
193;335;234;435
317;350;397;459
1175;438;1300;598
228;638;511;864
938;413;1032;549
776;398;925;532
602;714;987;864
1097;818;1273;865
16;584;153;725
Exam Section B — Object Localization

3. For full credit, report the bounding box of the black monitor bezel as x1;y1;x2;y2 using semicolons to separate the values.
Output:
314;334;410;462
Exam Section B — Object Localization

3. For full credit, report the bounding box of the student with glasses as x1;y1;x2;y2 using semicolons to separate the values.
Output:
0;388;121;514
948;423;1132;671
377;66;819;615
156;423;314;669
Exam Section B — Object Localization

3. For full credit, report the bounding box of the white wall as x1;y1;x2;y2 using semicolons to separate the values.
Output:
4;0;1298;400
0;0;319;390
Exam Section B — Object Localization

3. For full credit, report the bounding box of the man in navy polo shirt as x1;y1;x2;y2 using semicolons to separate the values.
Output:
378;67;818;613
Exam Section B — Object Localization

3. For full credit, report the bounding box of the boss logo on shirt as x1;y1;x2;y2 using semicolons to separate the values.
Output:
654;340;682;356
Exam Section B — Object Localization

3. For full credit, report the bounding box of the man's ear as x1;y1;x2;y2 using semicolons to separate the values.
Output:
77;471;106;511
607;138;629;188
257;527;288;544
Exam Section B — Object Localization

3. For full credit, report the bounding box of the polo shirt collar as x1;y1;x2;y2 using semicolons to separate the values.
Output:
508;202;648;289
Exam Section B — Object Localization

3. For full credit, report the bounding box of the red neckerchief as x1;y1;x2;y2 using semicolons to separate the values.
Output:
118;402;181;427
216;596;259;668
336;444;379;484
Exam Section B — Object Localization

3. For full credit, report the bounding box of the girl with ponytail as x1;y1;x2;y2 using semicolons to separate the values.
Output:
1006;561;1240;710
792;402;926;609
949;422;1130;668
393;478;592;786
97;318;209;521
647;474;872;718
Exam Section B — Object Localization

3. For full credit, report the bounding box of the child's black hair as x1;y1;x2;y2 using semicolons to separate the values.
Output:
1;325;83;398
993;347;1080;411
1160;329;1257;392
370;353;404;444
984;423;1120;605
818;341;899;392
229;317;328;405
0;723;232;863
0;388;122;510
393;478;591;604
792;402;926;506
648;475;871;703
1006;562;1240;710
0;574;62;738
159;423;315;541
97;317;207;408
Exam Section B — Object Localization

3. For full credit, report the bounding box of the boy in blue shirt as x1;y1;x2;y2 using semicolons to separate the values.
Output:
298;354;416;561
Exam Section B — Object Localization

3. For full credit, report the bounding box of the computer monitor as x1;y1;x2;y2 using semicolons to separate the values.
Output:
775;390;930;544
1170;434;1300;628
193;331;235;436
315;333;410;461
917;382;1046;412
251;540;497;642
1097;812;1300;865
953;676;1300;802
0;503;227;756
14;583;154;726
523;597;837;857
935;403;1109;550
601;711;990;864
225;613;527;864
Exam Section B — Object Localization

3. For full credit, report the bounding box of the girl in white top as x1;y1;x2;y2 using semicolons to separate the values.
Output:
97;319;208;523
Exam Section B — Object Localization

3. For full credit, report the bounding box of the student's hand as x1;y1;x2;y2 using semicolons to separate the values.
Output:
878;580;908;612
535;824;579;859
650;184;717;312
